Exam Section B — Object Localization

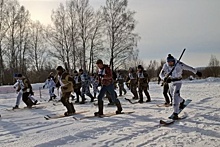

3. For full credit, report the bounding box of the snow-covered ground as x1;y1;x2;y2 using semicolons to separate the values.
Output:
0;78;220;147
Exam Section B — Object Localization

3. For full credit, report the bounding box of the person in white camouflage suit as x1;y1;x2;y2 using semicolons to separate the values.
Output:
79;69;94;104
90;73;99;98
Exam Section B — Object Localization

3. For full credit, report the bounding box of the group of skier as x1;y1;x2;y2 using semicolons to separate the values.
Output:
8;52;202;120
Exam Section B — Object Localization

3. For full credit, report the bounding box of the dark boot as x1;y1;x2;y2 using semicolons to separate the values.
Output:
90;97;94;102
138;99;143;103
179;99;185;109
172;113;179;120
13;105;19;109
80;95;86;104
115;100;123;114
94;93;96;98
64;102;75;116
144;90;151;102
94;101;104;116
48;96;53;102
34;100;38;105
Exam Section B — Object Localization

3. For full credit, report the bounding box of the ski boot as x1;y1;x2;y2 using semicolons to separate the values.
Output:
48;97;53;102
64;103;75;116
13;105;19;109
133;97;138;100
146;99;151;103
94;101;103;116
34;100;38;105
115;101;123;114
138;100;144;103
172;113;179;120
90;97;94;102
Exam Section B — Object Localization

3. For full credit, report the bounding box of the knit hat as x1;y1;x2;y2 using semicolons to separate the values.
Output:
167;54;175;62
17;74;22;77
137;65;144;70
56;66;64;71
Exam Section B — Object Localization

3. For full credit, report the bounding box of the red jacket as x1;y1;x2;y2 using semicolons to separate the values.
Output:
98;65;113;86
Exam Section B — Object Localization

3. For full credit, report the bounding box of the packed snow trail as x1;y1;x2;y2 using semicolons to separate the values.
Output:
0;78;220;147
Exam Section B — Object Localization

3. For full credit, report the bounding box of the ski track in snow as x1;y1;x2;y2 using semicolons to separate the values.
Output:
0;78;220;147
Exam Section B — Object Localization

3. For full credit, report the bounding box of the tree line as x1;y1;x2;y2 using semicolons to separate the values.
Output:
0;0;219;85
0;0;139;84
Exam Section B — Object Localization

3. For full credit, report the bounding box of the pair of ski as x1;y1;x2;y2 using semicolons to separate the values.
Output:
6;105;45;111
124;98;150;104
125;98;171;107
44;111;135;120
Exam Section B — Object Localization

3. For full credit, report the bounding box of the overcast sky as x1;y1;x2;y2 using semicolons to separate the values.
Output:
18;0;220;67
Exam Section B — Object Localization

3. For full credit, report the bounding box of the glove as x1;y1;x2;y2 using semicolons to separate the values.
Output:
196;71;202;77
164;77;172;83
30;91;34;96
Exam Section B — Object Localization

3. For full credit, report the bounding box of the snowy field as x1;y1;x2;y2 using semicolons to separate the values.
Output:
0;78;220;147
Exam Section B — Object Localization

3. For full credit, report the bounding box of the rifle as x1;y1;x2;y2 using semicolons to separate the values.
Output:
64;62;69;73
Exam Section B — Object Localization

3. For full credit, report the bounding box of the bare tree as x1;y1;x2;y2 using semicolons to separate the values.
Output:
28;21;48;72
0;0;8;84
207;55;220;77
3;0;31;82
66;0;79;70
46;4;72;68
75;0;94;71
88;10;104;73
102;0;139;70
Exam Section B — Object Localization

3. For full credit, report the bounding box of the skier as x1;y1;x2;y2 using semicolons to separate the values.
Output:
56;66;75;116
73;70;82;103
126;67;138;100
137;65;151;103
12;74;22;109
16;74;34;108
159;54;202;119
95;59;123;116
117;71;127;96
79;69;94;104
43;73;57;101
159;69;173;105
90;73;99;98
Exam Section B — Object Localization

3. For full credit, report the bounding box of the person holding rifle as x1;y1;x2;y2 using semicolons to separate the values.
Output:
159;53;202;119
